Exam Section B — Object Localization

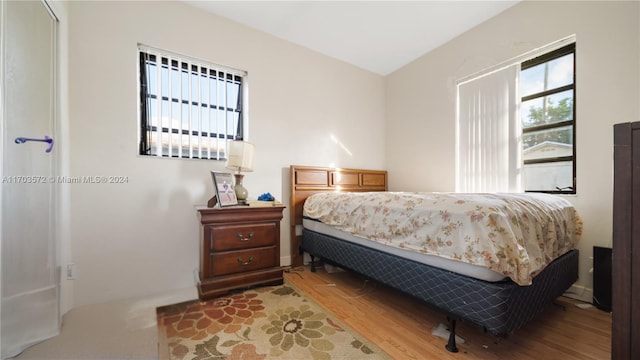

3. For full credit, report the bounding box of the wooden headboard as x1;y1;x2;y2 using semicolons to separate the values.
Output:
289;165;388;266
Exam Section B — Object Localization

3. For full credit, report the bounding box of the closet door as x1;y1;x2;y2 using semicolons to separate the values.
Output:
0;1;59;358
612;121;640;359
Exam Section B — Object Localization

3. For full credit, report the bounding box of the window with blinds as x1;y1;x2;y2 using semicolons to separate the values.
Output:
456;38;576;194
138;45;247;160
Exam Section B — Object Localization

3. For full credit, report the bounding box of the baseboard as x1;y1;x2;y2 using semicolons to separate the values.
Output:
280;255;292;267
563;284;593;304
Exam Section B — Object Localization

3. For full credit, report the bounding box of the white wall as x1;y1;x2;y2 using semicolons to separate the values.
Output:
66;0;638;308
386;0;640;300
67;1;385;307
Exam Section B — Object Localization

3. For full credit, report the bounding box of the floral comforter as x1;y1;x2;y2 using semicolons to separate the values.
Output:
303;192;582;285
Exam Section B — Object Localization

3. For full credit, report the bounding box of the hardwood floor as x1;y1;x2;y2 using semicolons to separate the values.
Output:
284;265;611;360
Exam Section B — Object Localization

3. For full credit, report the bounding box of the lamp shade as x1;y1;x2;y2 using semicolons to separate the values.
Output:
225;141;255;172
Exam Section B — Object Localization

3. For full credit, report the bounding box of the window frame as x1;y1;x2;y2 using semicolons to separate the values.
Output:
520;43;576;194
138;45;247;160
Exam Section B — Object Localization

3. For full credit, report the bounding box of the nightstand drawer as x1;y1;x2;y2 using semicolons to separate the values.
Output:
211;247;278;276
211;223;277;251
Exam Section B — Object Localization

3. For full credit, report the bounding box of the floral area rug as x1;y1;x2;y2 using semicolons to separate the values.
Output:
157;283;391;360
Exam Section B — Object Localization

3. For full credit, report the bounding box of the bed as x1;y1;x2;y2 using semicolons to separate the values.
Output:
289;165;582;353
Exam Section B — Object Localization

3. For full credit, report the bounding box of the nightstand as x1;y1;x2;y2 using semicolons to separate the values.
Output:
196;205;285;300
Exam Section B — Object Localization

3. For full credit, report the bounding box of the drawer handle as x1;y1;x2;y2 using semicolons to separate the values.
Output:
237;232;254;241
237;256;254;266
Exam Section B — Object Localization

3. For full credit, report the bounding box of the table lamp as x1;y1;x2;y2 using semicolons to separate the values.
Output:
225;140;255;205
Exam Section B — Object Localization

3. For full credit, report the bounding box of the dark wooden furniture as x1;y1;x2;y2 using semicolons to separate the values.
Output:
197;205;285;300
289;165;387;266
612;121;640;359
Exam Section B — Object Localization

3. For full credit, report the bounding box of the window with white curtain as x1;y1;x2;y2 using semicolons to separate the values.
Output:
456;41;576;194
138;45;247;160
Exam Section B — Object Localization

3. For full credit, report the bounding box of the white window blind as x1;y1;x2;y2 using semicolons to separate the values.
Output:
456;64;522;193
138;45;247;160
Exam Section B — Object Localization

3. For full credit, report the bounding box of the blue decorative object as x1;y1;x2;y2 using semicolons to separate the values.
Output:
258;192;275;201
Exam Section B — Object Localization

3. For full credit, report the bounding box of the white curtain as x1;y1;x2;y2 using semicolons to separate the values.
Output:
456;64;522;193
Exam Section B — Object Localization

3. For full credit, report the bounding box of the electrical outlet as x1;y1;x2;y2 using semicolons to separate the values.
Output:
66;263;76;280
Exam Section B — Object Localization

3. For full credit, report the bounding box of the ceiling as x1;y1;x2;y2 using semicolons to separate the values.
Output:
184;1;520;75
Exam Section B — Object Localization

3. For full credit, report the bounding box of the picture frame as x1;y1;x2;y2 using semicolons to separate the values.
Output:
211;171;238;207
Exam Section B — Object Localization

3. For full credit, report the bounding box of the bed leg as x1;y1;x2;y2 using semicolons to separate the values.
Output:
445;317;459;353
310;255;317;272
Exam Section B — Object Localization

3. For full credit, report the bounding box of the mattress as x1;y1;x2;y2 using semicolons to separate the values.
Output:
303;191;582;285
303;218;506;282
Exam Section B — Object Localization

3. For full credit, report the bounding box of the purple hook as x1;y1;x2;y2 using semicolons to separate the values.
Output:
14;135;54;153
